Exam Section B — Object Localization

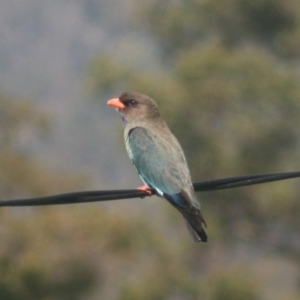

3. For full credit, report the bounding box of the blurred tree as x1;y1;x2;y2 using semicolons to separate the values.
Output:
3;0;300;299
0;93;99;299
89;47;300;239
0;93;225;299
138;0;300;58
0;94;88;198
87;0;300;298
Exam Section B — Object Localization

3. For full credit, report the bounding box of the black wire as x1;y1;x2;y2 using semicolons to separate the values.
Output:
0;190;146;207
194;171;300;190
0;171;300;207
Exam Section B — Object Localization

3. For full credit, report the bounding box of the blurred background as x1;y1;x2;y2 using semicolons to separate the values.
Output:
1;0;300;299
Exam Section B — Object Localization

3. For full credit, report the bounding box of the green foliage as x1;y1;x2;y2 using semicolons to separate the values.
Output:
0;94;87;198
0;94;49;148
87;0;300;298
138;0;300;57
2;0;300;298
200;267;258;300
0;94;97;299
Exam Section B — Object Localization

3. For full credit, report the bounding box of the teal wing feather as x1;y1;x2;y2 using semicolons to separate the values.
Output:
127;127;207;242
127;127;193;208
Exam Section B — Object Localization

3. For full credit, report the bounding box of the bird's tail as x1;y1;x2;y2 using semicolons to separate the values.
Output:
179;204;208;242
163;192;208;242
184;219;208;242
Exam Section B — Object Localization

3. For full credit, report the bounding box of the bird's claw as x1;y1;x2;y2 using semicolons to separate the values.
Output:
136;185;153;196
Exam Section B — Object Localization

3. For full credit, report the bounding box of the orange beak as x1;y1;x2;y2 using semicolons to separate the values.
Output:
107;98;125;109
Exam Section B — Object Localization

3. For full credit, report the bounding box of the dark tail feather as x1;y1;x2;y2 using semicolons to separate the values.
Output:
184;220;208;242
163;192;208;242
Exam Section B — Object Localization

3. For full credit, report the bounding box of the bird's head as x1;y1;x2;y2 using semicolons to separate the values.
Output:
107;91;161;124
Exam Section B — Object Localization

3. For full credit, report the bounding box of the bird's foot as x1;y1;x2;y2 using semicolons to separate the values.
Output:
136;185;153;195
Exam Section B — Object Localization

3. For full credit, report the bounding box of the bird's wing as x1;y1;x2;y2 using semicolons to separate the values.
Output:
126;127;196;209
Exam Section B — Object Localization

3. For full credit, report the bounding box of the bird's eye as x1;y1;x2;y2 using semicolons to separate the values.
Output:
128;100;137;106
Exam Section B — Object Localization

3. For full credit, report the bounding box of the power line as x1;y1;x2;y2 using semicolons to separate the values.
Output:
1;171;299;207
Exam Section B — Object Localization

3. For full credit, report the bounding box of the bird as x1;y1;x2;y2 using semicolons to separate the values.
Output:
107;91;207;242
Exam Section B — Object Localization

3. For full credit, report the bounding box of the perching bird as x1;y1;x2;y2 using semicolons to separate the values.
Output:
107;92;207;242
